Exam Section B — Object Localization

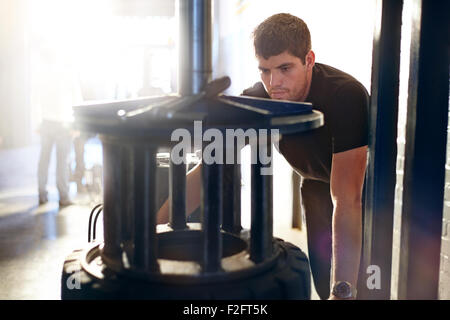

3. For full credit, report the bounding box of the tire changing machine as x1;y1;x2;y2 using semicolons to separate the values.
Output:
61;0;323;300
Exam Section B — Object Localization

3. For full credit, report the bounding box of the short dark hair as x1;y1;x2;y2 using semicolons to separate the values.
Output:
253;13;311;64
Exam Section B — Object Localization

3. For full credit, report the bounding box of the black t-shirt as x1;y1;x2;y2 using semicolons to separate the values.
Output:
242;63;369;183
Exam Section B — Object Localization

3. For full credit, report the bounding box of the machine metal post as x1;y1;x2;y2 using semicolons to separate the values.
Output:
222;144;242;235
121;145;134;250
361;0;403;299
397;0;449;299
178;0;212;95
101;140;123;265
250;135;273;263
201;151;223;273
133;145;159;272
169;152;187;230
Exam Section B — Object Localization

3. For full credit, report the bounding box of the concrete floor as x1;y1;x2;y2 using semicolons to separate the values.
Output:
0;144;100;299
0;143;318;300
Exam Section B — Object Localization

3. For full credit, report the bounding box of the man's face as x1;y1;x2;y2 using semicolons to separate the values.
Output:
257;50;314;102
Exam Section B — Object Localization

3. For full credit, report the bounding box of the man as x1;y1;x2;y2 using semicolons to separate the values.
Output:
243;13;369;300
158;13;368;300
36;45;83;207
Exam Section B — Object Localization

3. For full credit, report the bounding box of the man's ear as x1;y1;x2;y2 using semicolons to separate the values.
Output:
305;50;315;69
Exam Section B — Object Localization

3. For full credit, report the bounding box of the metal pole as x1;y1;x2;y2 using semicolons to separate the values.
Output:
222;144;242;234
232;162;242;233
361;0;403;300
101;139;123;264
133;145;159;272
397;0;449;299
201;152;223;273
121;145;134;247
292;171;302;230
169;152;187;230
178;0;212;95
250;135;273;263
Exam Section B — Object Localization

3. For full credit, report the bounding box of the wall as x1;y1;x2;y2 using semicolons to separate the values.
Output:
0;0;32;149
213;0;376;95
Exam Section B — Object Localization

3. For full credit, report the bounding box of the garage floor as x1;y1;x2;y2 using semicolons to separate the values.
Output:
0;143;318;300
0;144;97;299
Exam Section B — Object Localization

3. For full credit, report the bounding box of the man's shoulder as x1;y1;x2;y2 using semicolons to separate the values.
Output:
311;63;369;100
241;82;270;98
314;63;361;85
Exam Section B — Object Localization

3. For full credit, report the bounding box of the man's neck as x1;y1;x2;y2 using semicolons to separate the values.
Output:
299;70;313;102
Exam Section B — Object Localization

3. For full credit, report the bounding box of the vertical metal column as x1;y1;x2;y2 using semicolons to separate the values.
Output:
169;152;187;230
201;143;223;273
133;144;159;272
291;172;302;230
121;145;134;250
178;0;212;96
101;139;123;265
222;144;242;234
397;0;449;300
361;0;403;300
250;135;273;263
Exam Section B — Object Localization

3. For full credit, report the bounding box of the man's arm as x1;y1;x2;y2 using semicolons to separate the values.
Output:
329;145;368;299
156;163;202;224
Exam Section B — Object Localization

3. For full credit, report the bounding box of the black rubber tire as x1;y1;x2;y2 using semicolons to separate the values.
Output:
61;238;311;300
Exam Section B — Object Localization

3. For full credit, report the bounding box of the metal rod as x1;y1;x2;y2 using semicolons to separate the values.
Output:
169;152;187;230
179;0;212;95
101;140;123;263
291;172;302;230
121;145;134;262
397;0;448;299
201;147;223;273
222;163;234;232
361;0;403;300
232;162;242;233
222;144;242;234
250;135;273;263
121;145;134;243
133;145;159;272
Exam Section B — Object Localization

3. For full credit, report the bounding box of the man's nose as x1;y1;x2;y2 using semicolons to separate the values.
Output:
270;71;282;87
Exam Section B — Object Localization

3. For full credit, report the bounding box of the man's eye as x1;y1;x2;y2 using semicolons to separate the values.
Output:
260;69;269;75
281;66;290;72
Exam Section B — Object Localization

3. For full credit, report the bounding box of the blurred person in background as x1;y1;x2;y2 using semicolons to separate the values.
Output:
71;132;87;193
35;45;83;207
